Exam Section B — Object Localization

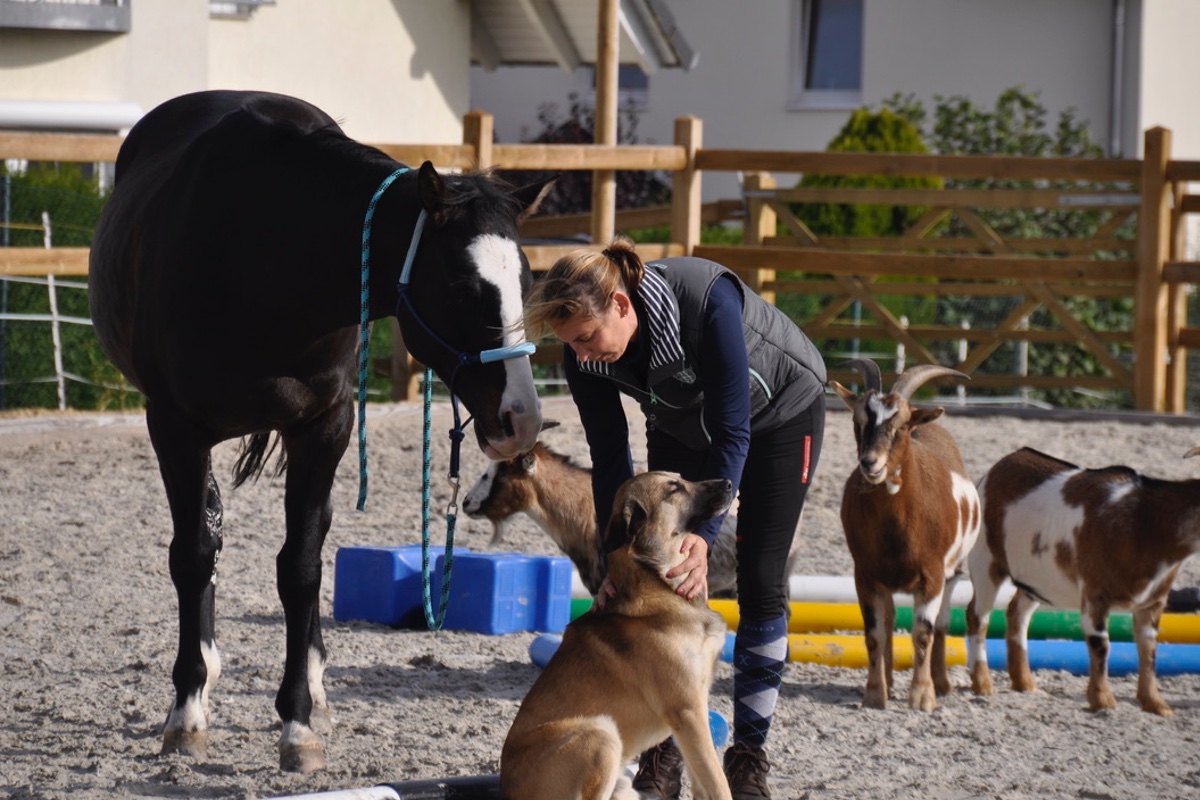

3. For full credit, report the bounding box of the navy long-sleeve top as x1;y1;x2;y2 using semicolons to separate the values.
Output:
564;273;750;549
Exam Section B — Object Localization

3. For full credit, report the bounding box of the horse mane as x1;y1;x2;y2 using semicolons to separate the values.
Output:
437;169;526;226
233;432;287;488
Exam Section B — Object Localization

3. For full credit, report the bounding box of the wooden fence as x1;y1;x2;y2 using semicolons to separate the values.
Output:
1;114;1198;412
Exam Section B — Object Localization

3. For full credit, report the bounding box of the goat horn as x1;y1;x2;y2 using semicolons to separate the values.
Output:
1185;446;1200;459
839;358;883;394
891;365;970;401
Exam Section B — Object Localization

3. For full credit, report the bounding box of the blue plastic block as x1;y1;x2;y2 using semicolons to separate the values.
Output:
333;544;572;635
431;551;573;635
536;556;574;632
333;544;463;628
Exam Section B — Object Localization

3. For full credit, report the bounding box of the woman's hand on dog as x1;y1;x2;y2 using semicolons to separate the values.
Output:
591;575;618;610
667;534;710;601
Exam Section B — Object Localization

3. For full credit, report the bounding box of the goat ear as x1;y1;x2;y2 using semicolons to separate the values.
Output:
513;174;558;220
908;406;945;427
829;380;858;411
540;419;561;432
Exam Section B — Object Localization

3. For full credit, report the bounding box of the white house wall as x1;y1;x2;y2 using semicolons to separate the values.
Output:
861;0;1114;147
0;0;209;119
207;0;470;144
1137;0;1200;159
470;0;1185;202
1;0;469;144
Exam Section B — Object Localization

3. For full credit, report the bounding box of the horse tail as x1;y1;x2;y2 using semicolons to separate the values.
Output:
232;432;287;488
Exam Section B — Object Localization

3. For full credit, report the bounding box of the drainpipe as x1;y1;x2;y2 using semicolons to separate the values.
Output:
1109;0;1126;158
1;172;8;409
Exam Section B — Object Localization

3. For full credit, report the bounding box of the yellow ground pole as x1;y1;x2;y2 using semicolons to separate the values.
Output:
710;599;1200;644
782;633;969;670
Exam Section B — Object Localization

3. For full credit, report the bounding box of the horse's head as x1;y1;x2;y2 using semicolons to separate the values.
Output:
397;162;556;460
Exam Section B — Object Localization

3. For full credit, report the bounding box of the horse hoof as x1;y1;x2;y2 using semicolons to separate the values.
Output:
280;742;326;774
161;729;208;759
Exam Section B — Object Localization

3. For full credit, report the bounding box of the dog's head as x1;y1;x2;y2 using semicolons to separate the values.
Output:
605;472;734;582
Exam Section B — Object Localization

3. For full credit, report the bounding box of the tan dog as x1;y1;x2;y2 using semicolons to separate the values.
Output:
500;472;735;800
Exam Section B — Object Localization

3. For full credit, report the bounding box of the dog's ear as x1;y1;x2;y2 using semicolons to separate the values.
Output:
605;494;648;549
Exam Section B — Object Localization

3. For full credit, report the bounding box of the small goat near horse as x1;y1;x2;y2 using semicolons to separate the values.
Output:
88;90;554;772
463;434;804;599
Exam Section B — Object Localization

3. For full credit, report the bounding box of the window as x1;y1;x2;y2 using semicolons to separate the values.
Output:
791;0;863;109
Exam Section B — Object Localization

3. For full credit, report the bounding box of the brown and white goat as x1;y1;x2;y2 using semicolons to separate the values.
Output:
831;359;980;712
462;441;787;598
967;445;1200;716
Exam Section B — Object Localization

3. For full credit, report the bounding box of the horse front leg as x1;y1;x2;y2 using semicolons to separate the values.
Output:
147;407;223;760
275;406;352;773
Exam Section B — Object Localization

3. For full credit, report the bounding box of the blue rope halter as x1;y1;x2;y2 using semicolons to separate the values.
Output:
357;167;537;630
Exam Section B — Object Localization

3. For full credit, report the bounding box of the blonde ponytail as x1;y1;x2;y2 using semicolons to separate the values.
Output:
523;236;646;339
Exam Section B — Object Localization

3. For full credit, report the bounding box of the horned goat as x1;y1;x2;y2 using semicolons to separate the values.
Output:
463;440;799;598
967;445;1200;715
830;359;980;711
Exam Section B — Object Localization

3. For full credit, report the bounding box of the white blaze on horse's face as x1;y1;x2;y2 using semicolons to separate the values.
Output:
468;233;542;460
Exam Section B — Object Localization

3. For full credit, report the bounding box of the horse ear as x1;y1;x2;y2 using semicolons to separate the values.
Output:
417;161;446;215
512;174;558;220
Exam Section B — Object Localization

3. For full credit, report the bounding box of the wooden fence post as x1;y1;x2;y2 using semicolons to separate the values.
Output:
464;110;493;168
592;0;618;245
1166;179;1189;412
742;171;777;305
671;115;702;256
1136;126;1172;412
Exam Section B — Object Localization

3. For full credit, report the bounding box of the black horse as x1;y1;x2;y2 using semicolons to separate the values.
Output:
88;90;553;772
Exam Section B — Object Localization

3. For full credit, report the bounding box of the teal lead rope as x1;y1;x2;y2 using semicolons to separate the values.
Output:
357;167;410;512
420;367;457;630
357;167;454;629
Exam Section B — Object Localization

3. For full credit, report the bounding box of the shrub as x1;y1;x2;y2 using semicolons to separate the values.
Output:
884;86;1131;408
500;93;671;217
0;164;134;411
782;107;942;362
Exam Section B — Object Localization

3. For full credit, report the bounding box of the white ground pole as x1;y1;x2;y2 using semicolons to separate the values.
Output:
270;774;502;799
272;790;401;800
570;571;1017;609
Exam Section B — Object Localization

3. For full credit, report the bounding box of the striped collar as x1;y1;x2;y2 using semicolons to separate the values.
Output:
578;264;687;383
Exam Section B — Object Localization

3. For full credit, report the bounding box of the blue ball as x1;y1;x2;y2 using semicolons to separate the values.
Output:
707;709;730;748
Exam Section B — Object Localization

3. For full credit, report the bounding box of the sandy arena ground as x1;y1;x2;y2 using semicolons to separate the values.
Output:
2;394;1200;799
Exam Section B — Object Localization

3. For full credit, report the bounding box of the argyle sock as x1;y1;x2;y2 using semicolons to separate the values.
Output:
732;613;789;747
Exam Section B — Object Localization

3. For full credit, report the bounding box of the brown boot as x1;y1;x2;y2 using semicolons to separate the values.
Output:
723;741;772;800
631;738;684;799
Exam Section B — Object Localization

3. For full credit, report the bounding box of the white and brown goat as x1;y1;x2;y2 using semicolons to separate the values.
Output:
831;359;980;711
463;440;793;598
967;445;1200;716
